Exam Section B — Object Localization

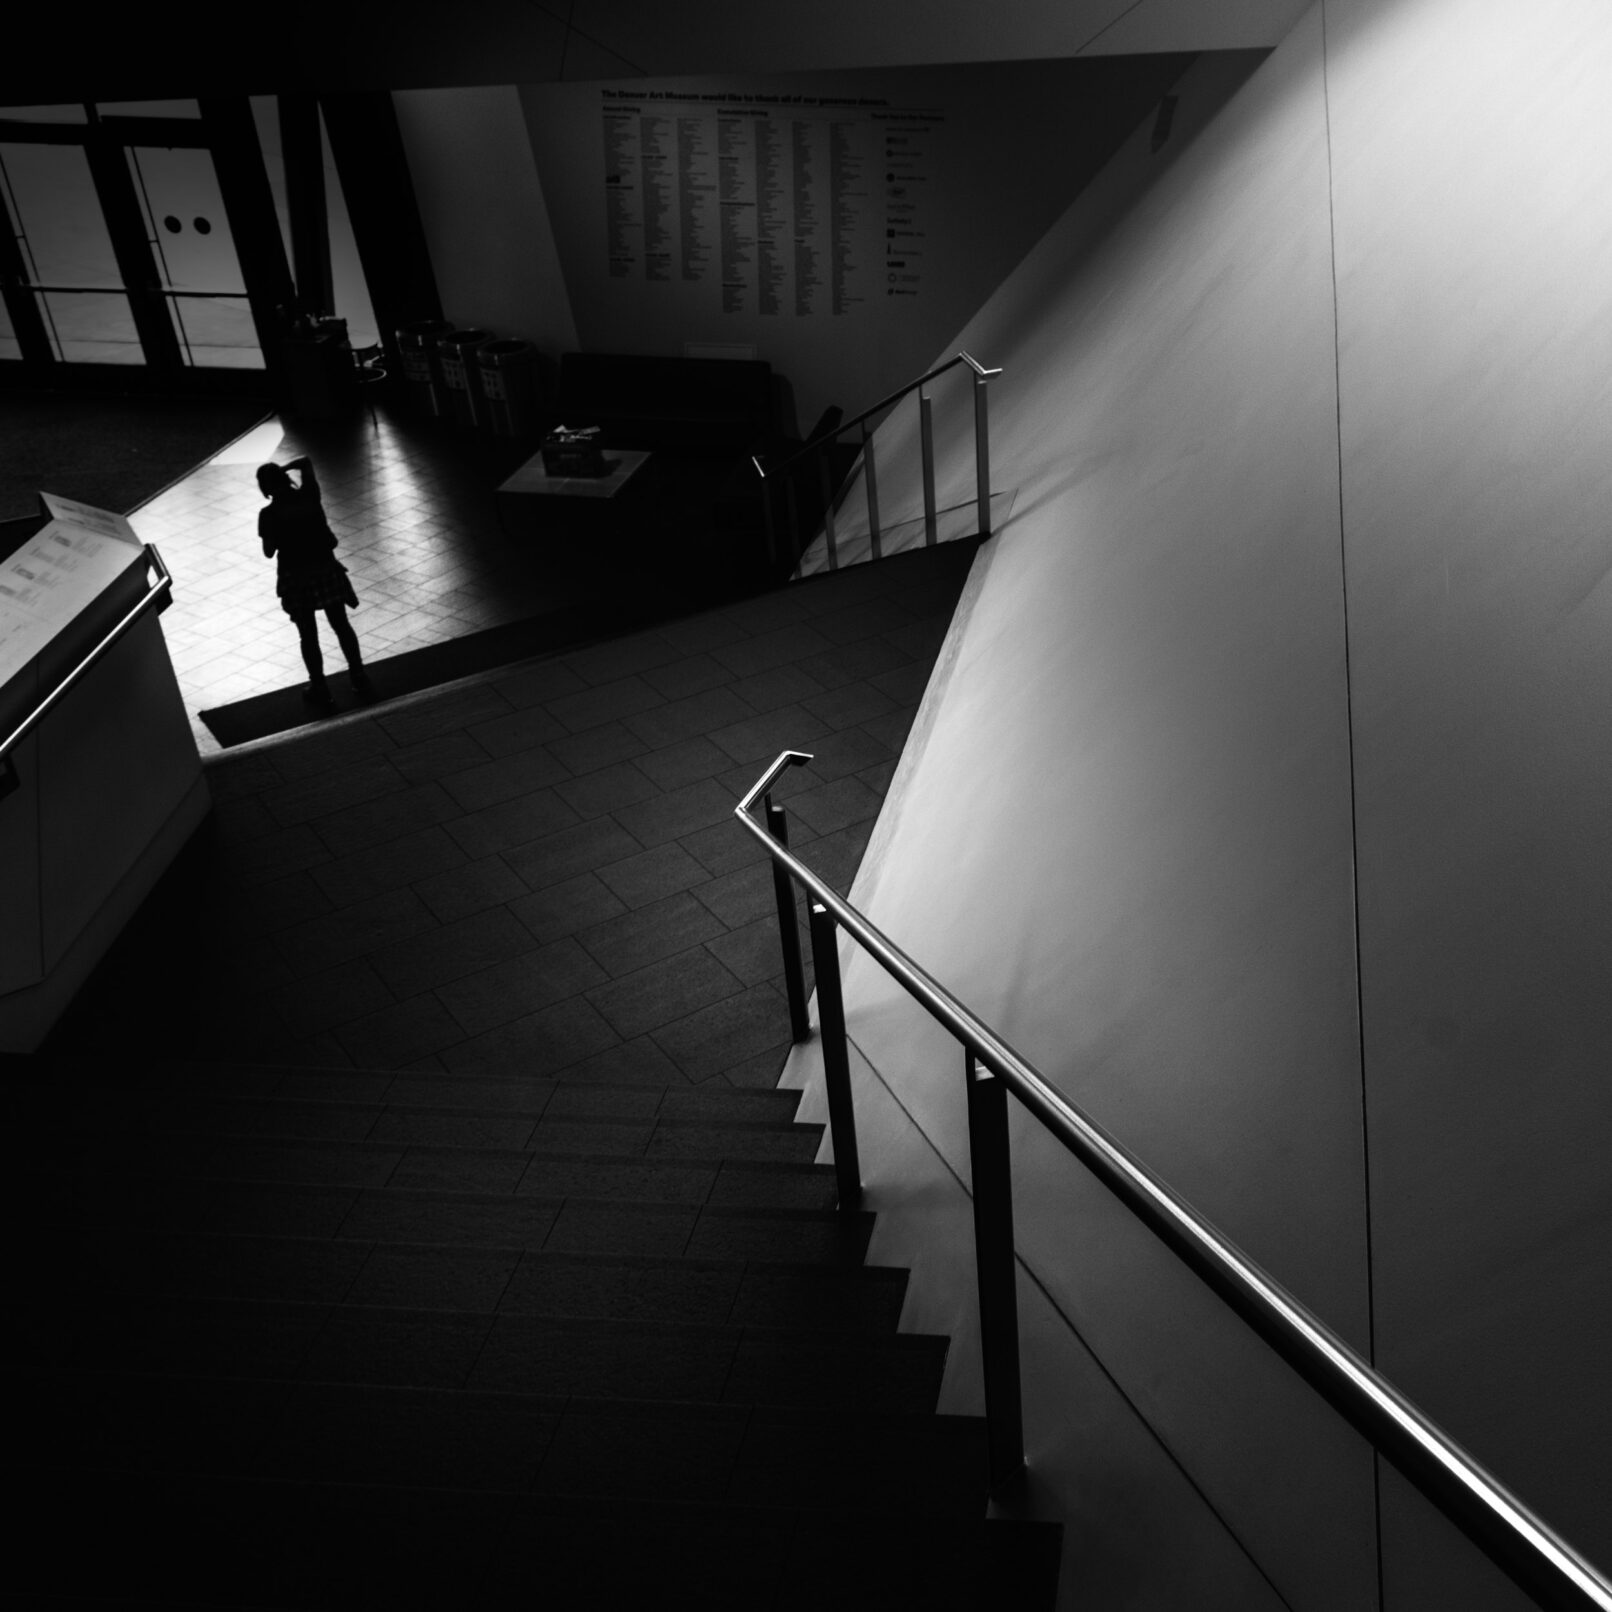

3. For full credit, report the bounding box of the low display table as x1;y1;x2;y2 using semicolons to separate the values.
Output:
498;447;649;503
495;448;656;567
495;443;770;587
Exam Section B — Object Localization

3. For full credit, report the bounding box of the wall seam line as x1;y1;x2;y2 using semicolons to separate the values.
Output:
1317;6;1386;1609
1075;0;1155;56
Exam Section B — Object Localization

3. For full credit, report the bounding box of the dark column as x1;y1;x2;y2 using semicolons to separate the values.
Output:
200;97;298;396
276;94;332;318
0;204;53;366
81;114;184;373
317;91;442;358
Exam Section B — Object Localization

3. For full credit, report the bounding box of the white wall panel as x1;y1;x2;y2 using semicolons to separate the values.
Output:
1327;0;1612;1597
393;86;579;356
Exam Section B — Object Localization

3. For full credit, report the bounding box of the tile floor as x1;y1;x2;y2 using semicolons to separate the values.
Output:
132;402;570;753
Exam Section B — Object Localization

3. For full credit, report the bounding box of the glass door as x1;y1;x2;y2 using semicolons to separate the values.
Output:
0;137;149;363
0;105;272;379
125;144;262;368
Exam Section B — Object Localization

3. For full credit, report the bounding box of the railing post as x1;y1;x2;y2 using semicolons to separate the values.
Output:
862;420;882;560
920;387;938;546
765;797;810;1044
809;900;862;1207
966;1048;1025;1496
819;449;839;570
973;369;993;539
785;475;801;566
757;466;779;573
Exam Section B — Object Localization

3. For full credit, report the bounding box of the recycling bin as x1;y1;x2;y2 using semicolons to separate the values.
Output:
394;319;454;417
476;339;543;438
436;328;492;429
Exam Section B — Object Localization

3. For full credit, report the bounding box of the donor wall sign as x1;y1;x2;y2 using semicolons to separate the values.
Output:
600;87;940;315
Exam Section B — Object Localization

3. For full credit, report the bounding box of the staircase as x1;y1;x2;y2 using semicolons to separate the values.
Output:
13;535;1059;1604
20;1052;1061;1607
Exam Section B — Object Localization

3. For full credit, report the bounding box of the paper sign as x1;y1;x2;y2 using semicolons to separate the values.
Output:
0;495;147;688
37;492;143;548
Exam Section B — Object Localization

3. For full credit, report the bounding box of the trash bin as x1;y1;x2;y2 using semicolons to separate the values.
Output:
395;319;454;417
436;328;492;428
476;339;543;438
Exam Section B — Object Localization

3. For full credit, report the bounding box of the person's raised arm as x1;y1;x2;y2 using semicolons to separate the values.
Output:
287;455;320;499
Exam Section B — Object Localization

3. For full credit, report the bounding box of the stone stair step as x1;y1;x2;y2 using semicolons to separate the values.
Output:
644;1121;823;1162
29;1105;829;1171
28;1300;949;1410
30;1227;914;1329
41;1071;806;1126
42;1178;869;1270
20;1471;1061;1609
38;1124;842;1209
497;1251;910;1330
33;1372;988;1516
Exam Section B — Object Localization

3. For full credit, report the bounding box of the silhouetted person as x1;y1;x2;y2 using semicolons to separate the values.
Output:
256;455;373;708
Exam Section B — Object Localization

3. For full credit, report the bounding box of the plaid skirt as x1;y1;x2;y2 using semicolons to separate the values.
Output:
278;561;359;618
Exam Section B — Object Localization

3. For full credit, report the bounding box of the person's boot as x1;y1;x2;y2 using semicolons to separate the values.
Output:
348;665;378;702
302;676;335;711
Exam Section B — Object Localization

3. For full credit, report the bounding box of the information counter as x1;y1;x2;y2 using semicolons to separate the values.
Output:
0;495;209;1052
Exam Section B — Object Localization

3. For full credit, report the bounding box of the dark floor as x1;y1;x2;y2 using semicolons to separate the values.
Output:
0;388;270;524
47;539;978;1087
16;502;1060;1608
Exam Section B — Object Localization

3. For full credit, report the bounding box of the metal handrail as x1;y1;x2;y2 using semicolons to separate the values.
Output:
736;748;1612;1612
756;350;1002;482
750;352;1003;573
0;544;172;797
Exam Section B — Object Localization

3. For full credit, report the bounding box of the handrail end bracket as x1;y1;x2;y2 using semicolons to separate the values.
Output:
737;749;815;818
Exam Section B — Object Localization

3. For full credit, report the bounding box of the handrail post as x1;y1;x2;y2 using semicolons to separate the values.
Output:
967;1048;1025;1496
920;387;938;546
862;420;882;560
808;900;862;1207
765;797;811;1044
973;369;993;539
755;461;779;573
819;450;839;570
785;476;801;566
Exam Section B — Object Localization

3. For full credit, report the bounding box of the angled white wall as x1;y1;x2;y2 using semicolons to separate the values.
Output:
785;1;1612;1606
802;16;1377;1607
393;86;579;355
1325;0;1612;1600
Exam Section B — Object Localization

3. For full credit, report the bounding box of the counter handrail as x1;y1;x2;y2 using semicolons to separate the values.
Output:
736;747;1612;1612
0;544;172;797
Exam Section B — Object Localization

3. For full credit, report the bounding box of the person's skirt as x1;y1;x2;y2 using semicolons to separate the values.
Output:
278;560;359;618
